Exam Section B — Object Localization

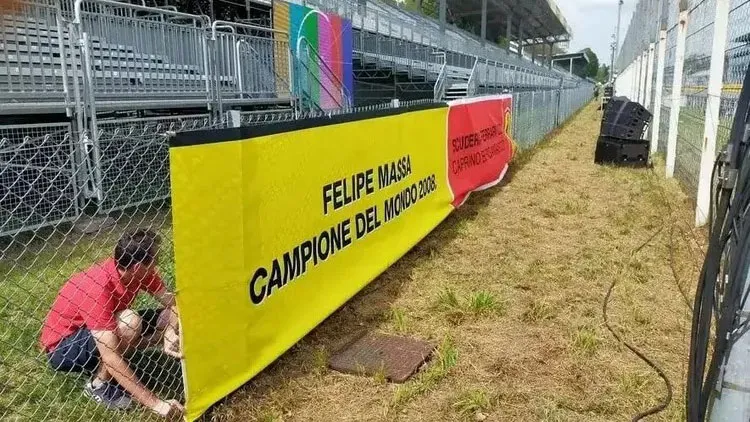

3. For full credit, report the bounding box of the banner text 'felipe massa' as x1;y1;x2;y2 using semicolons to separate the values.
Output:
168;96;513;421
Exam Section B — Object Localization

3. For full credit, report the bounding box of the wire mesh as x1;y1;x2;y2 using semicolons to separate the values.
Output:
720;0;750;148
0;93;595;422
617;0;750;198
95;114;218;214
0;123;80;236
510;84;593;150
674;0;716;191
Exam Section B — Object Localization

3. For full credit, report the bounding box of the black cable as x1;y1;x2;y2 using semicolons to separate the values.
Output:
668;223;695;312
646;166;696;313
697;122;750;419
686;63;750;422
603;226;673;421
708;153;724;234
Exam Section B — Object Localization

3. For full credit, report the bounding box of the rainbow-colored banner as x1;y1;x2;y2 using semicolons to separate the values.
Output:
273;0;354;110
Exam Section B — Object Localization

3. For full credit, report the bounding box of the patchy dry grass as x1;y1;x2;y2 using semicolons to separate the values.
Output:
207;103;704;422
451;388;493;417
467;291;505;317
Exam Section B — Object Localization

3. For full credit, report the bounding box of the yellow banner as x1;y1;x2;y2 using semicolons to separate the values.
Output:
170;105;453;420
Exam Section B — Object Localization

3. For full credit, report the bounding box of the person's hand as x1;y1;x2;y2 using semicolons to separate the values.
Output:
153;399;184;420
162;326;183;359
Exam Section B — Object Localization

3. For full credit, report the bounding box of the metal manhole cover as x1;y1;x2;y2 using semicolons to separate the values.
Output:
328;332;436;383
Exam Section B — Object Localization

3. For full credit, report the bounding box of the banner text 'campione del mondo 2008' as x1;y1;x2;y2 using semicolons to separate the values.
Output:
169;95;513;420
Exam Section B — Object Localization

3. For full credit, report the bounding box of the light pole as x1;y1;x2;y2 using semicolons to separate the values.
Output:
609;34;617;83
611;0;624;83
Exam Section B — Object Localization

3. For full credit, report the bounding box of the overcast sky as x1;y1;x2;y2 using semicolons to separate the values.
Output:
556;0;637;66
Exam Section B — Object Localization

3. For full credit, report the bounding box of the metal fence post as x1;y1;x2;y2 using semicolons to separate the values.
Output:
645;42;655;110
227;110;241;128
556;78;563;126
640;49;649;104
695;0;731;226
651;27;667;152
636;57;642;101
80;31;103;202
666;7;689;178
633;57;641;101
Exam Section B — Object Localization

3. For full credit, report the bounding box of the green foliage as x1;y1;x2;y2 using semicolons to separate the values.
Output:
572;326;600;356
597;65;610;83
435;287;461;312
468;291;505;316
403;0;439;18
391;336;459;409
452;389;493;416
390;307;408;333
583;48;600;79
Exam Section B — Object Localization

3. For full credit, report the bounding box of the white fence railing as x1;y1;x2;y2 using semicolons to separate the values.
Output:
615;0;750;226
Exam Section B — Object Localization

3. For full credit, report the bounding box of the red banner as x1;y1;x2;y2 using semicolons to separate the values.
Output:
447;95;514;207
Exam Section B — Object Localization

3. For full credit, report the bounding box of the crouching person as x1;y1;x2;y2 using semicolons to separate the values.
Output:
40;229;183;419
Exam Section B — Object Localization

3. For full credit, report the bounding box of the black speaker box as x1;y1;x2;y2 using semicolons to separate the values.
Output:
594;136;650;167
600;97;652;140
601;121;648;140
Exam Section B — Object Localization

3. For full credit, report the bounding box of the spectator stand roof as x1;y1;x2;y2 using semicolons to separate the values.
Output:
551;51;589;75
446;0;572;47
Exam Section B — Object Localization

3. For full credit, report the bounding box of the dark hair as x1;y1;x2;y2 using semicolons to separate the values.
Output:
114;229;161;270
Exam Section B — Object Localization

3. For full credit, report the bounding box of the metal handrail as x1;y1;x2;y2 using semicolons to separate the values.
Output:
297;36;352;109
433;51;447;101
235;39;291;97
332;0;581;84
211;20;291;114
211;19;288;40
466;56;480;97
73;0;209;26
293;56;328;114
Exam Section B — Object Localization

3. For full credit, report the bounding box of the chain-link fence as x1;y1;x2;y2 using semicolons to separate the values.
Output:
0;0;593;420
0;89;590;422
511;84;593;149
615;0;750;214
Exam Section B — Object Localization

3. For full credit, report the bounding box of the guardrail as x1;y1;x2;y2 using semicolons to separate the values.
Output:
433;51;447;101
614;0;750;226
467;56;480;97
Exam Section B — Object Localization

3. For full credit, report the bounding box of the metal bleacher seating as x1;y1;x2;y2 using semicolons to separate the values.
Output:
0;0;583;117
0;0;591;237
0;0;293;117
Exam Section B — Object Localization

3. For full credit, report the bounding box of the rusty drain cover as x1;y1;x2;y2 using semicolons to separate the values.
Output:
328;332;436;383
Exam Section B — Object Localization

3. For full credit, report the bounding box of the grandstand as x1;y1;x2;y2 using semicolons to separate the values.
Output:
441;0;572;50
0;0;589;237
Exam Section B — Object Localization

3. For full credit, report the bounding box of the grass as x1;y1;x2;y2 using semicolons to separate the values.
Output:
434;287;461;312
451;389;493;416
311;346;329;376
467;291;505;316
434;289;505;322
521;299;557;322
571;326;600;357
391;336;459;410
617;371;653;397
0;207;177;422
2;103;705;421
390;307;409;333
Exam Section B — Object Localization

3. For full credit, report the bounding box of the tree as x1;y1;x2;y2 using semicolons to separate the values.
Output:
597;65;610;83
583;48;600;79
403;0;439;18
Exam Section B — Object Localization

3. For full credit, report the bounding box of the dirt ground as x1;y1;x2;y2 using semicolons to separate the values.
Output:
207;102;705;422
